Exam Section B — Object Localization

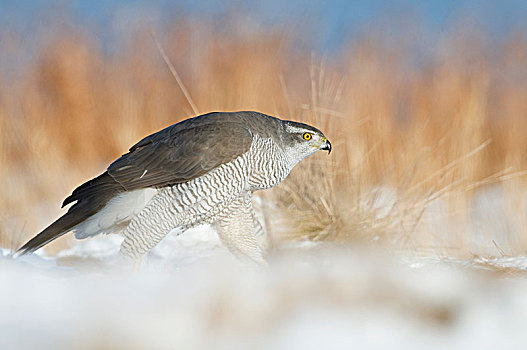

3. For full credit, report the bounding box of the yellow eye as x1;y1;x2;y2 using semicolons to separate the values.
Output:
303;132;312;141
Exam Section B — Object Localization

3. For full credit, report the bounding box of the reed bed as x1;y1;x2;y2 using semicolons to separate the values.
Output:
2;16;527;256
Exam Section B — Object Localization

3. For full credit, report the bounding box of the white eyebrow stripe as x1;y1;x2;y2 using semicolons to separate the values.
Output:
285;125;315;134
140;169;148;179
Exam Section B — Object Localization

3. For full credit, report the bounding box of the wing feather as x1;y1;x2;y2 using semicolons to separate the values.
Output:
107;120;253;190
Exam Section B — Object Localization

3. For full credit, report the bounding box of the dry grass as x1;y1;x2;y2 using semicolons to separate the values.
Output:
2;14;527;256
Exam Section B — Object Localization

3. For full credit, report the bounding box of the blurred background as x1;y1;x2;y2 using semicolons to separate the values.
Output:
2;0;527;257
4;2;527;349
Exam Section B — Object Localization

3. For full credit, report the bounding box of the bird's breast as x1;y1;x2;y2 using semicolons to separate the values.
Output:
245;135;291;191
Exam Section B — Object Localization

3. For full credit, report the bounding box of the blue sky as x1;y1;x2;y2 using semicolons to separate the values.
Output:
1;0;527;53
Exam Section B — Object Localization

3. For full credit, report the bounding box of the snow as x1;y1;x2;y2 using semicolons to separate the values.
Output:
2;226;527;350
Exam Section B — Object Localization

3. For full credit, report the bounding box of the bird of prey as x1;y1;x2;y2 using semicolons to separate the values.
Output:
18;111;331;264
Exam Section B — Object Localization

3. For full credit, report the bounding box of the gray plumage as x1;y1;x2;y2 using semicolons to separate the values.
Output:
18;111;331;264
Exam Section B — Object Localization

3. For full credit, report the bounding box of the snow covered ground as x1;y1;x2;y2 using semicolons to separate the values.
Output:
2;226;527;350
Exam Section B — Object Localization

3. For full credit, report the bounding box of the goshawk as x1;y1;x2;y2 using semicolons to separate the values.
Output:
18;111;331;264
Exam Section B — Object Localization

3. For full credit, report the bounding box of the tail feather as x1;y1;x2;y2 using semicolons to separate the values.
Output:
18;172;125;255
17;206;90;255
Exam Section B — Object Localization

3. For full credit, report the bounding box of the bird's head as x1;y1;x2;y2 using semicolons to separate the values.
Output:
281;120;331;165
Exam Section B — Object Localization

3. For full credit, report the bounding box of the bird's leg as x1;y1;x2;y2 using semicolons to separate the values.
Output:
250;199;274;257
120;235;150;265
119;198;184;264
214;194;268;265
120;225;183;264
117;185;195;265
113;246;145;272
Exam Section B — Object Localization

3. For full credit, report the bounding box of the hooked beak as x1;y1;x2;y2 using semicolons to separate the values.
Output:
320;138;332;155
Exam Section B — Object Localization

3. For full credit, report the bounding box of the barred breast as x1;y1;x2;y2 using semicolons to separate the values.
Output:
246;134;291;190
120;134;290;258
